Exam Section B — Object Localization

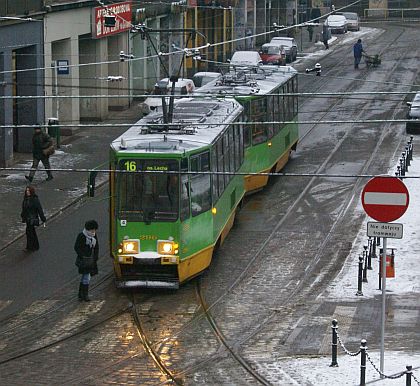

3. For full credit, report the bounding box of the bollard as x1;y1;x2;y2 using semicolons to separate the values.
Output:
330;319;339;367
365;244;371;270
372;237;377;258
400;158;406;176
402;152;407;172
406;146;411;166
397;165;401;178
356;255;364;296
406;365;412;386
408;136;414;160
360;339;367;386
362;249;368;283
368;238;373;268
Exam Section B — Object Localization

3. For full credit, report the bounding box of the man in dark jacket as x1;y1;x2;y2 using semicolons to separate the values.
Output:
25;125;54;182
353;38;365;69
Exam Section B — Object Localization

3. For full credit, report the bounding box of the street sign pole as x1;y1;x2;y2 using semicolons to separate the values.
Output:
361;176;410;379
380;237;387;378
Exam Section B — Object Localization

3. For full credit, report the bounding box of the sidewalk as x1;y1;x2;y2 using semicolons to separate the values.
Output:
0;102;145;250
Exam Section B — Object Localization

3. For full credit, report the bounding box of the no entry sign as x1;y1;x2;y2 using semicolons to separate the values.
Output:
362;176;409;222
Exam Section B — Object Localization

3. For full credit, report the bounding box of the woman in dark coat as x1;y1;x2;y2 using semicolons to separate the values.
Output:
21;186;46;251
74;220;99;301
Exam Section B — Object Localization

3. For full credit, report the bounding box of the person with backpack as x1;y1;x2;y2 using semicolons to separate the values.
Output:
25;124;54;182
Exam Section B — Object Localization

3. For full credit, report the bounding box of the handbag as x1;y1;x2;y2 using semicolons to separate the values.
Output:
42;145;55;157
29;218;40;227
80;256;95;270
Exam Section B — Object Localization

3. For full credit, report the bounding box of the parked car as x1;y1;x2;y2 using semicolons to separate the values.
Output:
143;78;195;112
259;43;286;65
406;92;420;133
192;72;222;88
336;12;360;31
269;37;297;62
324;14;348;34
229;51;262;69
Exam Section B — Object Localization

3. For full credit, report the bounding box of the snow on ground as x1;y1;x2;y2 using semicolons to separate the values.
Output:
301;27;385;62
322;153;420;300
278;152;420;385
278;351;420;385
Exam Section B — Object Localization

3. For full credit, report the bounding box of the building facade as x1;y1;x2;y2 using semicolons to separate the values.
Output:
0;0;45;166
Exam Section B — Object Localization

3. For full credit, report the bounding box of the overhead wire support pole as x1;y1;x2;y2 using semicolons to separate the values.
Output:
132;24;207;124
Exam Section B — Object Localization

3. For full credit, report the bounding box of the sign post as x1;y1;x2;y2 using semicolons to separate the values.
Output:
361;176;409;377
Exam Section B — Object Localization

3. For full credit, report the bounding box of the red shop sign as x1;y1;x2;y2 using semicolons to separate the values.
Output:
92;1;132;39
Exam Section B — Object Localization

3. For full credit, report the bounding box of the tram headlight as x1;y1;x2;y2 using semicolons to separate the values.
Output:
157;240;178;255
122;239;140;254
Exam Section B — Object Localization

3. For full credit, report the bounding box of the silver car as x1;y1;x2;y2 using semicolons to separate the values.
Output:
337;12;360;31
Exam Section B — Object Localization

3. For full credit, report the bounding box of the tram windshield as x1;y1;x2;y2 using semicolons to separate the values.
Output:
117;159;179;222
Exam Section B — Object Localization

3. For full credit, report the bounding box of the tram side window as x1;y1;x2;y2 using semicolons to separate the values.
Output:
267;95;274;139
180;158;190;221
243;102;251;148
216;139;225;197
223;132;230;186
274;90;280;134
293;77;298;116
211;146;219;201
251;98;268;145
282;85;287;124
190;152;211;217
286;82;293;121
234;124;241;170
228;127;235;176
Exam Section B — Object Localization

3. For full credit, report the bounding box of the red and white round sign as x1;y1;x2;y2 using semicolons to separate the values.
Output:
361;176;409;222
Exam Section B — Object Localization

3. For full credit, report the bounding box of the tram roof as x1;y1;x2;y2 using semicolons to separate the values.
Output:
195;65;297;98
111;98;243;155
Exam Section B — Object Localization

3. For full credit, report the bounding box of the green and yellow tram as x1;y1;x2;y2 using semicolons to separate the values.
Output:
197;65;299;192
110;66;298;288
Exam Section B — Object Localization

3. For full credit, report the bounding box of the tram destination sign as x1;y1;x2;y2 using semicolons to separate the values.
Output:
367;222;403;239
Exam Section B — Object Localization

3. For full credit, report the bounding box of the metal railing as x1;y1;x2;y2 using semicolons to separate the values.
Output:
364;7;420;20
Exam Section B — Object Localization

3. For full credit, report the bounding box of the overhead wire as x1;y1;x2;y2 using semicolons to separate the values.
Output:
0;0;362;76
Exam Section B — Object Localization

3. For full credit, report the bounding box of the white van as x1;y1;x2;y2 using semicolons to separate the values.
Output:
143;78;195;113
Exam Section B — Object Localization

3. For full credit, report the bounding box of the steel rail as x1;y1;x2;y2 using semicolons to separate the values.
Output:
195;279;271;385
131;292;184;386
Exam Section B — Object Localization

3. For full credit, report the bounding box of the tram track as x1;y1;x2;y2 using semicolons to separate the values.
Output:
2;25;417;386
177;25;417;381
0;305;130;366
85;25;418;385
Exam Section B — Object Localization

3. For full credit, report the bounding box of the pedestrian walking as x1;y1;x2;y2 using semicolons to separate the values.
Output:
74;220;99;302
322;24;329;49
25;124;54;183
21;186;46;252
307;24;314;42
353;38;365;69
